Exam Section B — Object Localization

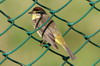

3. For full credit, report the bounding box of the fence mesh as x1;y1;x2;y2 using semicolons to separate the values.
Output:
0;0;100;66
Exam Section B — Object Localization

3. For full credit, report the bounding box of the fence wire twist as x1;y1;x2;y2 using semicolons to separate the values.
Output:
0;0;100;66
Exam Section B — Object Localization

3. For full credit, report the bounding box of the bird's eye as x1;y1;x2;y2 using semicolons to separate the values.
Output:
37;11;45;14
36;11;41;13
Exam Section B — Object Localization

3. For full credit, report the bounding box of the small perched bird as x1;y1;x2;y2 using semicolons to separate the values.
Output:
29;7;75;60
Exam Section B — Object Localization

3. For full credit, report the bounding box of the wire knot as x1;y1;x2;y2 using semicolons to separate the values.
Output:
8;19;14;23
2;53;9;56
0;50;9;56
27;31;32;35
62;56;70;61
84;36;90;40
50;10;56;14
43;44;51;48
89;2;95;5
67;22;73;27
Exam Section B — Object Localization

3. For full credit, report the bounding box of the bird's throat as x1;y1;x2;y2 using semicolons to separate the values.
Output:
32;14;41;20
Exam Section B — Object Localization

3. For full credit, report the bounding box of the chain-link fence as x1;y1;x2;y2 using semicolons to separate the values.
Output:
0;0;100;66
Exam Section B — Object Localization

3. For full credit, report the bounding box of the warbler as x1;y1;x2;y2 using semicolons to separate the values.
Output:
29;7;75;60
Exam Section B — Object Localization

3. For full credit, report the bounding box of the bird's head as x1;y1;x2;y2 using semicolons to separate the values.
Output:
29;7;46;14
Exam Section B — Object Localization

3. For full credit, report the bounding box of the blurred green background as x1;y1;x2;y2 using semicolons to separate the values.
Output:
0;0;100;66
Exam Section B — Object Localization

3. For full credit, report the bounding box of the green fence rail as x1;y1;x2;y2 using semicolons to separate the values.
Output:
0;0;100;66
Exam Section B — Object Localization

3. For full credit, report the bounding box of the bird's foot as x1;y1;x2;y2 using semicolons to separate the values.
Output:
40;40;46;48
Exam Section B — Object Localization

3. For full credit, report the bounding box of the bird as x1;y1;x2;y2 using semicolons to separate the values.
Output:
29;7;75;60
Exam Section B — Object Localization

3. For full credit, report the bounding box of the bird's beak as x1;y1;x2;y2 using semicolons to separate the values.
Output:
28;11;33;14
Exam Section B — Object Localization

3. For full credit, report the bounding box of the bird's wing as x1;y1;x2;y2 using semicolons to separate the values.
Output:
41;15;59;49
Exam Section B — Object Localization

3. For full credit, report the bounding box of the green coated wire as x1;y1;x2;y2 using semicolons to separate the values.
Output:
0;57;7;64
0;10;10;18
63;27;72;37
54;14;69;23
61;61;67;66
74;40;89;55
72;7;93;25
0;0;5;4
8;1;37;21
51;0;72;13
27;47;49;66
92;59;100;66
61;61;74;66
95;0;100;3
87;29;100;38
6;56;25;66
0;50;7;64
4;36;31;55
0;10;13;36
0;24;14;36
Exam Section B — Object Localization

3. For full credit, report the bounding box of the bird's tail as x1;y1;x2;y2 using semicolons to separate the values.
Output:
62;44;76;60
54;32;76;60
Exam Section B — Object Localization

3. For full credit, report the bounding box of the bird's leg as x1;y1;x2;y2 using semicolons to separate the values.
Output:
40;40;47;48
